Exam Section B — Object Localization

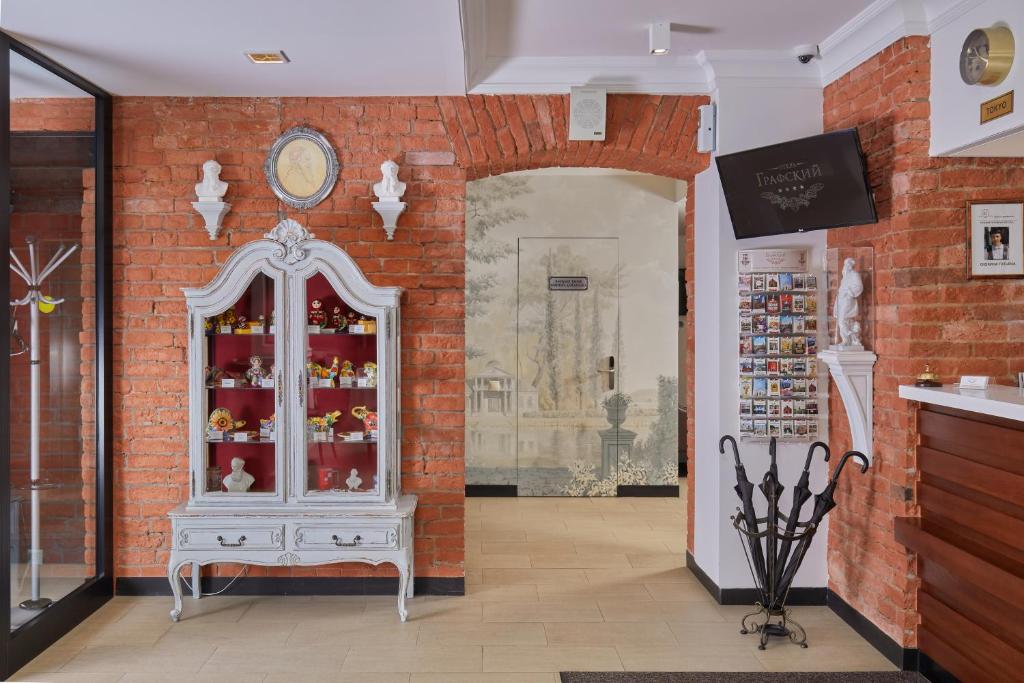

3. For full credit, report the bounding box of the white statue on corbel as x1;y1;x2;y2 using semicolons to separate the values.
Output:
819;255;875;458
192;159;231;240
372;159;407;240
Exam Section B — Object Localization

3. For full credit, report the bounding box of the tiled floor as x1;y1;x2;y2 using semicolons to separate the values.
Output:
12;481;893;681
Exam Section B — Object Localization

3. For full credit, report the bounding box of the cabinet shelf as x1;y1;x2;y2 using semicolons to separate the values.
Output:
206;437;276;445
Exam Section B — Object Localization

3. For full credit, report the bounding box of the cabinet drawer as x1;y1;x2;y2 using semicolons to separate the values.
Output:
294;524;399;550
177;525;284;551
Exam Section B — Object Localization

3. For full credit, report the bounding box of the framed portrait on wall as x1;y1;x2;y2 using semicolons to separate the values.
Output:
967;200;1024;279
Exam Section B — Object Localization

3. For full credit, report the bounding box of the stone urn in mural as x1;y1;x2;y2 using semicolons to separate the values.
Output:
602;391;633;428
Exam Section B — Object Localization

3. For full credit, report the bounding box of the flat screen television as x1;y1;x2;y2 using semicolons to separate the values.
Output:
716;129;877;239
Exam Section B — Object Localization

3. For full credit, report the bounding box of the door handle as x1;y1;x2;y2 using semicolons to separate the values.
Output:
597;356;615;390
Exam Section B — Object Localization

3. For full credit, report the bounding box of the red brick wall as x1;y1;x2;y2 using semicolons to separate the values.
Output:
824;36;1024;647
111;94;709;580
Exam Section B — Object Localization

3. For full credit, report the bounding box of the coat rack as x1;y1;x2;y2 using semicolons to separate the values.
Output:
9;236;79;611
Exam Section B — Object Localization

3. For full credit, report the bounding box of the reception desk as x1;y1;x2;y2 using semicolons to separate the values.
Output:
897;385;1024;681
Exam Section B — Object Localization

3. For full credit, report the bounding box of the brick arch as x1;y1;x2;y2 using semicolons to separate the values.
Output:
439;94;710;181
442;94;710;551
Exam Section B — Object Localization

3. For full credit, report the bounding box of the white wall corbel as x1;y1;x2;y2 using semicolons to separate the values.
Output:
372;159;407;240
817;349;877;458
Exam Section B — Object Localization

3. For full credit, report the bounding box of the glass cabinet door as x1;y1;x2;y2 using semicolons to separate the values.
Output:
200;272;283;500
299;271;382;501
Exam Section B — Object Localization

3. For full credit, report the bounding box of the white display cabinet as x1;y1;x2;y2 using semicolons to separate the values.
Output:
166;219;415;622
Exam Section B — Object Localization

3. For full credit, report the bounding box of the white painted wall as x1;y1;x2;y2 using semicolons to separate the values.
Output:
693;83;833;590
930;0;1024;156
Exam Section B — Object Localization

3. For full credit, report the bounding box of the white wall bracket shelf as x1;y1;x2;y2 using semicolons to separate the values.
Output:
817;348;877;458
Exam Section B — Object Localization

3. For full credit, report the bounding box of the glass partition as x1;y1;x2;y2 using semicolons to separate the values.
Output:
1;33;112;677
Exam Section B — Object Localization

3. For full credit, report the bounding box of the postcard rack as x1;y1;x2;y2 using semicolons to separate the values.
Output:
737;248;823;442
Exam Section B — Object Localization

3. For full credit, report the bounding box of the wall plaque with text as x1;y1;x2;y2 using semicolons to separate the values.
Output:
548;276;589;291
980;91;1014;124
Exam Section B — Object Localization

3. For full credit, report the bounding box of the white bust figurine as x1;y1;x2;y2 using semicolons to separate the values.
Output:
832;257;864;349
373;160;405;202
223;457;255;492
195;159;228;202
346;468;362;491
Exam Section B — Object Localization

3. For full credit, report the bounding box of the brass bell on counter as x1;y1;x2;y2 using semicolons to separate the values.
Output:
914;364;941;387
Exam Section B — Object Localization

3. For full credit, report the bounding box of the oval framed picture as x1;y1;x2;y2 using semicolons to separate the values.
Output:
264;126;339;209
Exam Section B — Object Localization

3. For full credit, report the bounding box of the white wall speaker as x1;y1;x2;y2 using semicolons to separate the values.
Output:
569;86;607;141
697;103;716;153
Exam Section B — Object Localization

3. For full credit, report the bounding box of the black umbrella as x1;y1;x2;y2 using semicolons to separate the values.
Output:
721;434;766;590
758;438;784;608
773;441;830;596
776;450;869;599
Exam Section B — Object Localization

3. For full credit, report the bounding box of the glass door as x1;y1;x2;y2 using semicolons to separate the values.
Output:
199;272;285;501
1;33;113;678
298;270;382;501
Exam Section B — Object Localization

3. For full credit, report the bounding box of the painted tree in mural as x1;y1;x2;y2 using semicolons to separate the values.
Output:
573;294;584;410
633;375;679;483
543;252;561;410
465;176;530;359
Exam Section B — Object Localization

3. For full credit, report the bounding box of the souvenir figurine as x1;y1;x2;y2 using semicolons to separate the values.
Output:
235;315;248;332
255;314;266;332
223;457;255;493
362;361;378;387
318;467;340;489
358;316;377;334
205;366;225;386
346;311;359;327
331;306;345;331
340;360;355;378
206;466;223;492
327;356;340;380
203;318;213;333
309;299;326;328
209;407;245;432
217;307;237;329
307;410;342;441
259;414;276;439
245;355;270;386
350;406;378;435
346;468;362;491
307;361;326;379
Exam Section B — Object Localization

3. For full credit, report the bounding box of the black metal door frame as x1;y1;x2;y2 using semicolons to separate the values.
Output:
0;31;113;678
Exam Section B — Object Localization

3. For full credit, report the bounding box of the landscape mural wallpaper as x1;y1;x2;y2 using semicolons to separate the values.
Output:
466;170;683;495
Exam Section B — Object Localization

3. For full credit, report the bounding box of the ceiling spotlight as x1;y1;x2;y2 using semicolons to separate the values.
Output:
245;51;290;64
649;22;670;55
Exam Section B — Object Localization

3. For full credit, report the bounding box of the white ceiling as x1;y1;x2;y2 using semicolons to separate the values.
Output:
0;0;966;97
483;0;875;57
1;0;467;96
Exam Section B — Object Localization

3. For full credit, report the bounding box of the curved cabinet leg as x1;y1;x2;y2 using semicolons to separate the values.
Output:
405;548;414;599
397;561;410;622
191;561;202;600
168;560;186;622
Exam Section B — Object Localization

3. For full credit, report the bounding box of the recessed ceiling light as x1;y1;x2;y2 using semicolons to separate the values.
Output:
245;51;290;64
649;22;670;56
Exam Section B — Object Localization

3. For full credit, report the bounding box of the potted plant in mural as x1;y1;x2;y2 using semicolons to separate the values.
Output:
602;391;632;427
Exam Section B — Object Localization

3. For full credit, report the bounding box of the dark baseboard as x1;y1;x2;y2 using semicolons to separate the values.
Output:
826;589;918;671
918;651;960;683
617;485;679;497
685;551;825;606
116;576;464;597
465;484;517;497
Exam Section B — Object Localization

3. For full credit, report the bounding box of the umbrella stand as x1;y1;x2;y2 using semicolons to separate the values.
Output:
722;434;869;650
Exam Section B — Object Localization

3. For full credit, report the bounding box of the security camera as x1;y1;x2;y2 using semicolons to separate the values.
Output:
792;44;819;64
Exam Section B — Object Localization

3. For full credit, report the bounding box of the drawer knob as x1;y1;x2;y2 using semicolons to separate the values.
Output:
216;535;247;547
332;534;362;547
